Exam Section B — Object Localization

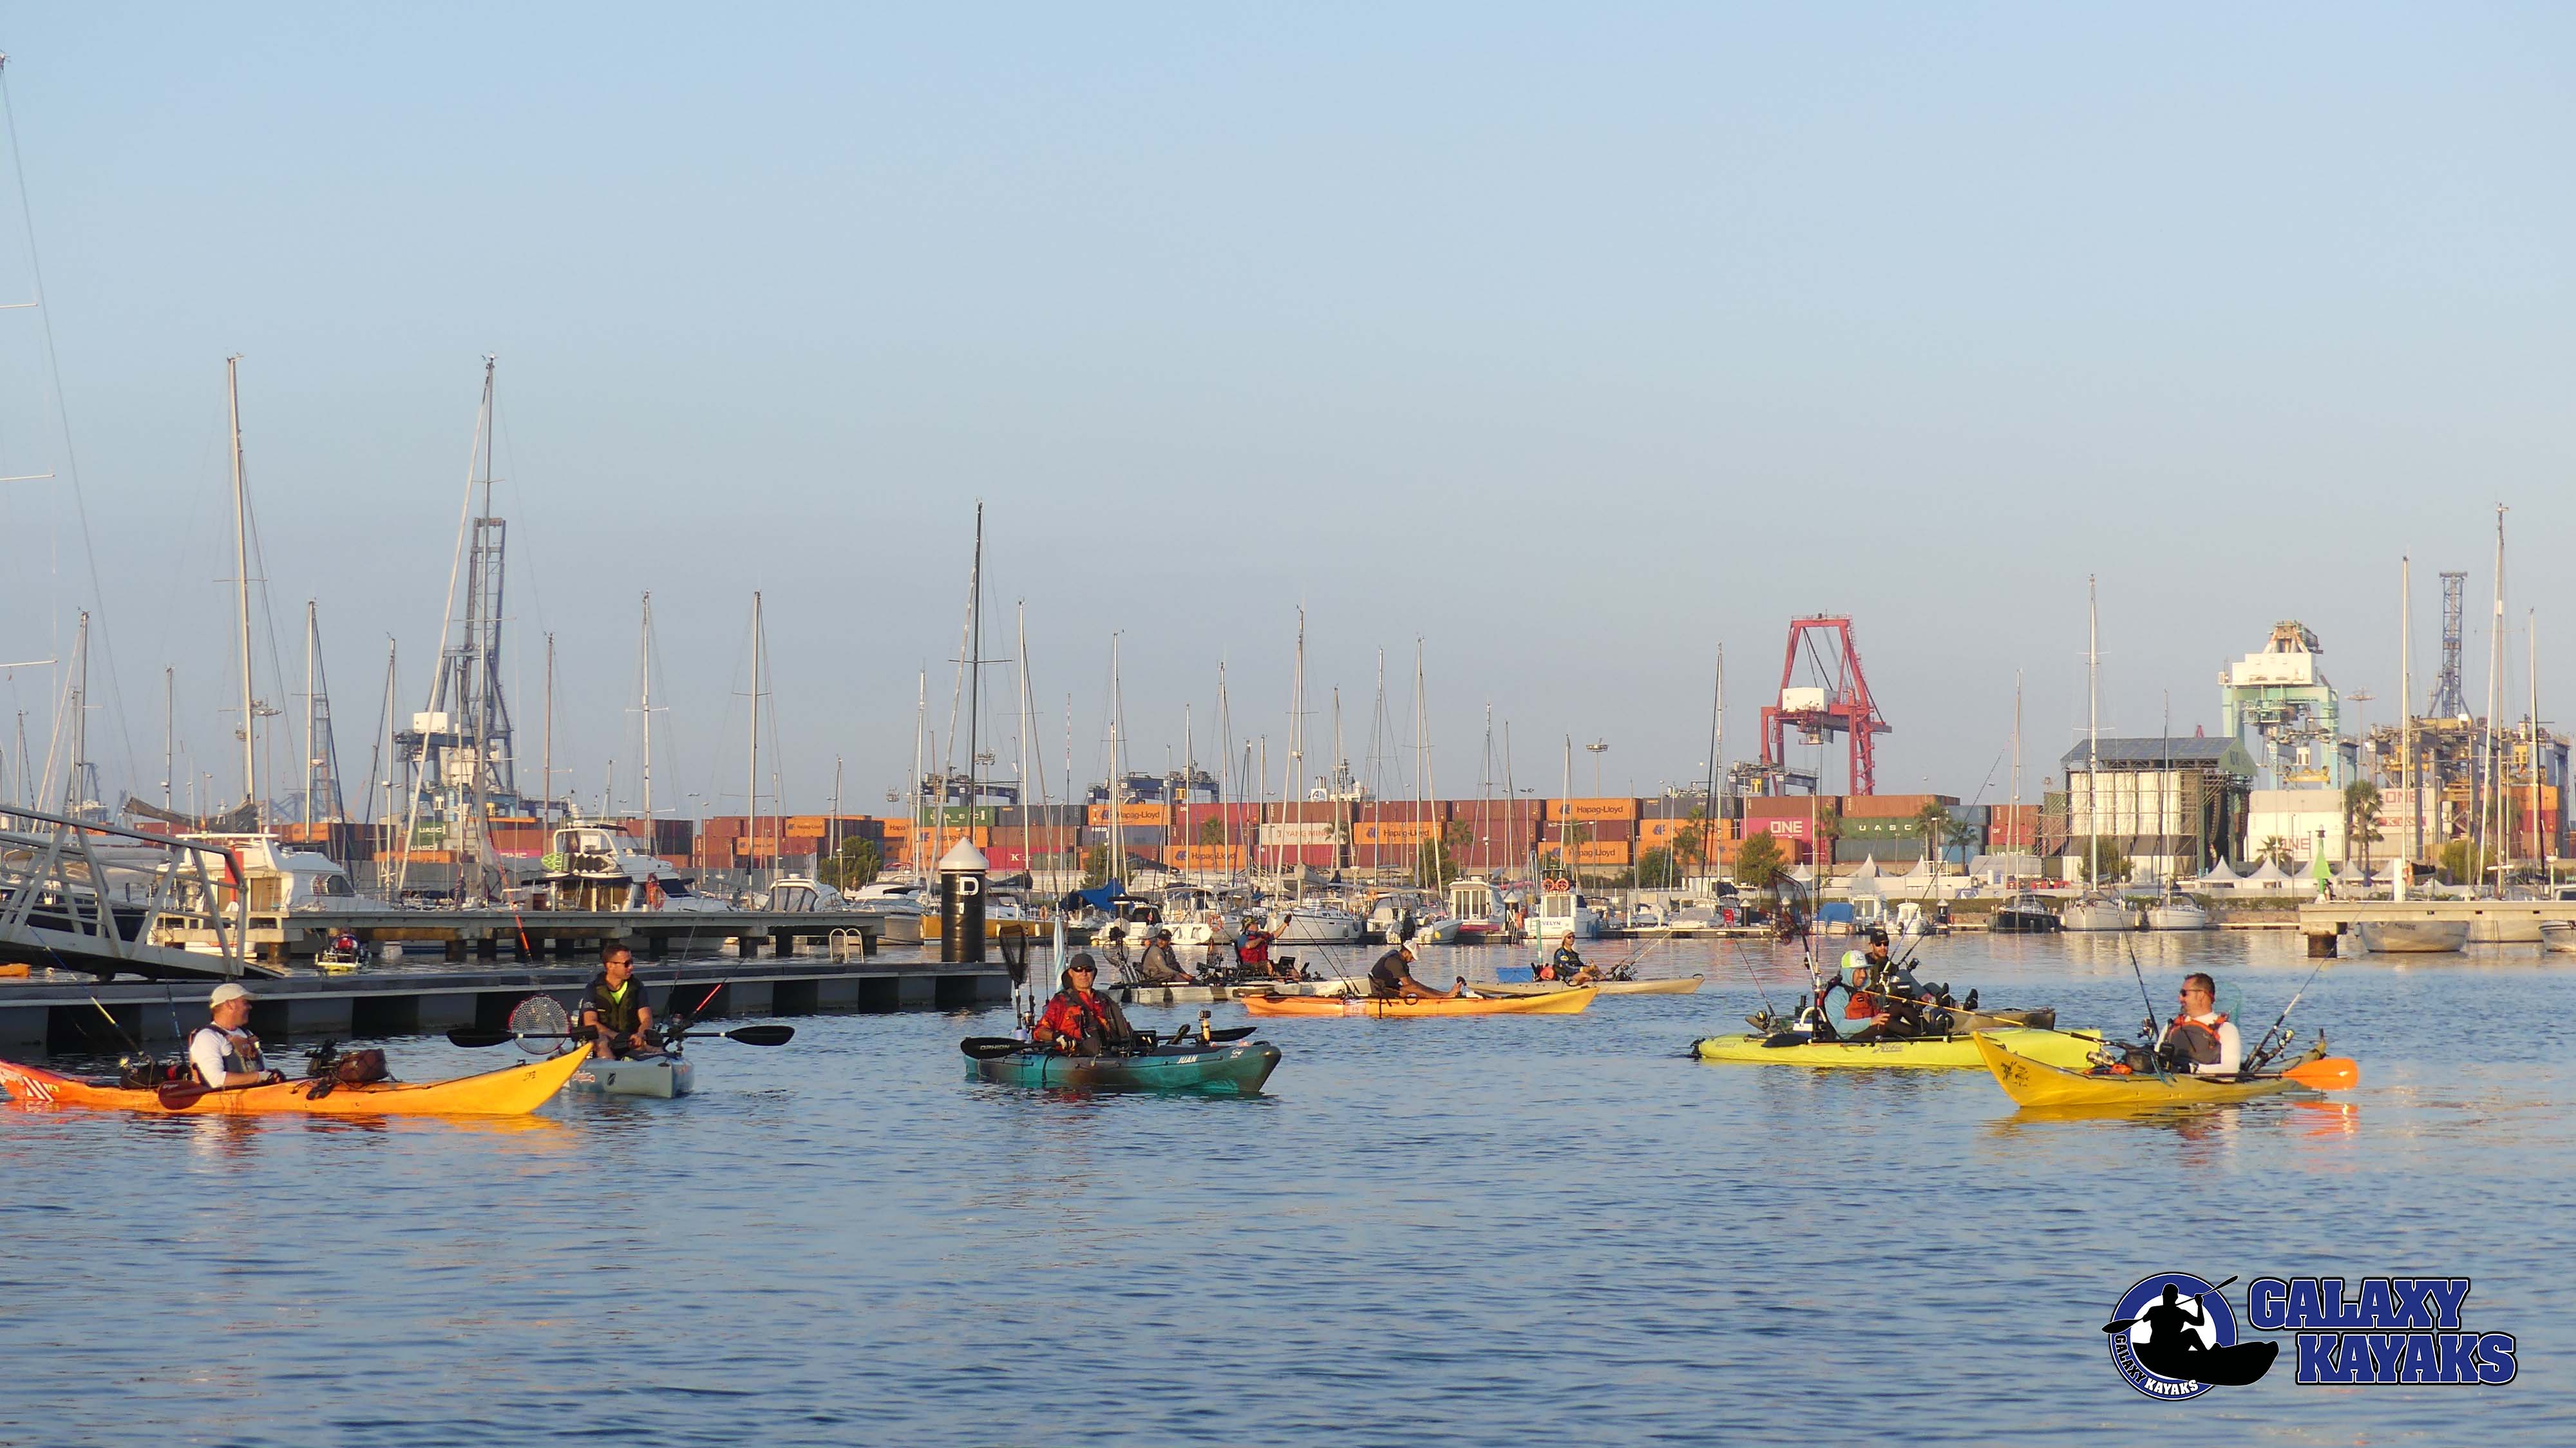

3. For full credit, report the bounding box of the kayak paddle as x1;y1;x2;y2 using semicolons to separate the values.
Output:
155;1077;281;1110
2102;1276;2237;1333
2280;1056;2360;1091
445;1024;794;1049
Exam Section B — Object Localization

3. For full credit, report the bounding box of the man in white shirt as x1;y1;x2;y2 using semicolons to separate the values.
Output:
2157;973;2243;1076
189;983;284;1089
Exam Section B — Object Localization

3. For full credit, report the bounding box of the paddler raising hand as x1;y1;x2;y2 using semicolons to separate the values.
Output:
1034;954;1140;1056
189;983;284;1088
2156;973;2242;1076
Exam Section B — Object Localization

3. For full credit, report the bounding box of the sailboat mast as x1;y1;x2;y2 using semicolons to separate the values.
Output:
2087;575;2100;886
748;591;764;881
540;632;553;819
2481;507;2506;891
1109;632;1124;886
1016;602;1032;877
965;503;984;834
2010;669;2023;853
639;594;656;821
2529;611;2541;872
163;664;175;811
2398;558;2412;900
226;356;257;821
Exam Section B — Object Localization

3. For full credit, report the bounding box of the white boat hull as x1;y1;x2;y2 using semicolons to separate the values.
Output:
1274;909;1365;944
2541;920;2576;955
2356;920;2470;953
2060;901;2139;932
2145;901;2212;931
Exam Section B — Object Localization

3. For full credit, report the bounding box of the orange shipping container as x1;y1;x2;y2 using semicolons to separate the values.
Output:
1164;844;1247;872
1086;803;1170;828
1353;821;1440;847
1574;841;1631;866
1548;797;1640;823
1841;793;1958;819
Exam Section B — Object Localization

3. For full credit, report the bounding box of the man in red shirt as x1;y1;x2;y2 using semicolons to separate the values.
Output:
1033;955;1140;1056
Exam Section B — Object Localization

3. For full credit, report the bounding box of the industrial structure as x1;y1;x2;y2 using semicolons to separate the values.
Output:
2050;736;2255;881
2219;621;2351;790
1757;615;1891;795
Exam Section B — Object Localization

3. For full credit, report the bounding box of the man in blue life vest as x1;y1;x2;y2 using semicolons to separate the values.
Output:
2157;973;2242;1074
189;983;284;1088
583;946;661;1060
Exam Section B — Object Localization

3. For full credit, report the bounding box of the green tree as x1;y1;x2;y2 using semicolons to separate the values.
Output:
1942;819;1981;870
1734;833;1786;895
2258;835;2295;872
819;836;882;890
1911;801;1951;865
1671;807;1710;878
2074;835;2132;884
1198;816;1227;849
2438;839;2489;888
1636;845;1680;888
1415;821;1470;890
1081;844;1110;888
2342;780;2383;881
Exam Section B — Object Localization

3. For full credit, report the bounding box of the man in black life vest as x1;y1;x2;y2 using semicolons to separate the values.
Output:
2155;973;2242;1074
583;947;661;1060
1368;941;1464;1002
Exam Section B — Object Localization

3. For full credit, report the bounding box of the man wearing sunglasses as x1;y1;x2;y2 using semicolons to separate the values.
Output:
2155;972;2242;1075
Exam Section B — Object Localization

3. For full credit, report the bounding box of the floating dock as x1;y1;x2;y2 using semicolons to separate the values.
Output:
2299;900;2576;952
155;906;893;967
1;955;1007;1055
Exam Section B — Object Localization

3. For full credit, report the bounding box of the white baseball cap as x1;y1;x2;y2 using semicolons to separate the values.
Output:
208;983;256;1007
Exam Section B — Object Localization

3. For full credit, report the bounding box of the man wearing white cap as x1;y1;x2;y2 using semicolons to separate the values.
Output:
189;984;283;1089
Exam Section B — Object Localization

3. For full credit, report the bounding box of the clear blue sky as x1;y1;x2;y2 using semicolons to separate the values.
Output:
0;5;2567;816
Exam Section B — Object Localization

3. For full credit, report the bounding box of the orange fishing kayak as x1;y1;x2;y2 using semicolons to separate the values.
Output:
1241;988;1597;1018
0;1047;591;1117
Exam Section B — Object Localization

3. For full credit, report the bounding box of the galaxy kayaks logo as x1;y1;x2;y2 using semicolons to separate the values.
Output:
2104;1274;2277;1399
2249;1277;2517;1385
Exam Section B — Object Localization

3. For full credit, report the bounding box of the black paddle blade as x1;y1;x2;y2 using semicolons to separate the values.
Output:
960;1037;1025;1060
446;1027;518;1049
1208;1025;1256;1043
723;1025;795;1046
154;1082;212;1110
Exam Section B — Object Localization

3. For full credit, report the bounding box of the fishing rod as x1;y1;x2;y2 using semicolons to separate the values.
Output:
2120;934;2174;1082
2244;953;2333;1071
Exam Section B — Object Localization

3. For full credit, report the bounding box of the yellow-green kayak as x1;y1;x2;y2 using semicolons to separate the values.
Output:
1691;1026;2105;1070
1971;1031;2298;1109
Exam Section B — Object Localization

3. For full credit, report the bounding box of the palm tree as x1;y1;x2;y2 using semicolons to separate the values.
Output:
1943;819;1981;872
2258;835;2294;872
1911;801;1951;868
2342;779;2383;883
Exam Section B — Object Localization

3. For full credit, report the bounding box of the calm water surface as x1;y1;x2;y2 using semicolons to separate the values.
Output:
2;932;2568;1445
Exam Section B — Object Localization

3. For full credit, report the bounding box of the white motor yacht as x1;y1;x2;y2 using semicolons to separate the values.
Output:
1528;885;1607;942
542;824;735;913
1272;900;1367;944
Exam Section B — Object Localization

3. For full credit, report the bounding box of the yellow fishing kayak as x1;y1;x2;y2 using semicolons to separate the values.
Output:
1692;1027;2105;1069
0;1047;591;1118
1971;1031;2298;1110
1242;988;1598;1018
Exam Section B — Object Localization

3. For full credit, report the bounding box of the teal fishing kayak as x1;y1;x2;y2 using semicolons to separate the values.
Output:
965;1039;1281;1094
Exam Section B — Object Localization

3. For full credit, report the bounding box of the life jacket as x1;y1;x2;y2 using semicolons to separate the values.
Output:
589;976;648;1035
1043;989;1117;1049
191;1025;262;1085
2163;1013;2228;1066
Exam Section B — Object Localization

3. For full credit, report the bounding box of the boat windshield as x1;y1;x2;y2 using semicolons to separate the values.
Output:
661;879;696;899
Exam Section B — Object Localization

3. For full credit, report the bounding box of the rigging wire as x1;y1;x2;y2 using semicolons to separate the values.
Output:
0;61;141;798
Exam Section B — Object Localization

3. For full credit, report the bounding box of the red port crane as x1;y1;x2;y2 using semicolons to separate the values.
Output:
1759;615;1892;795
